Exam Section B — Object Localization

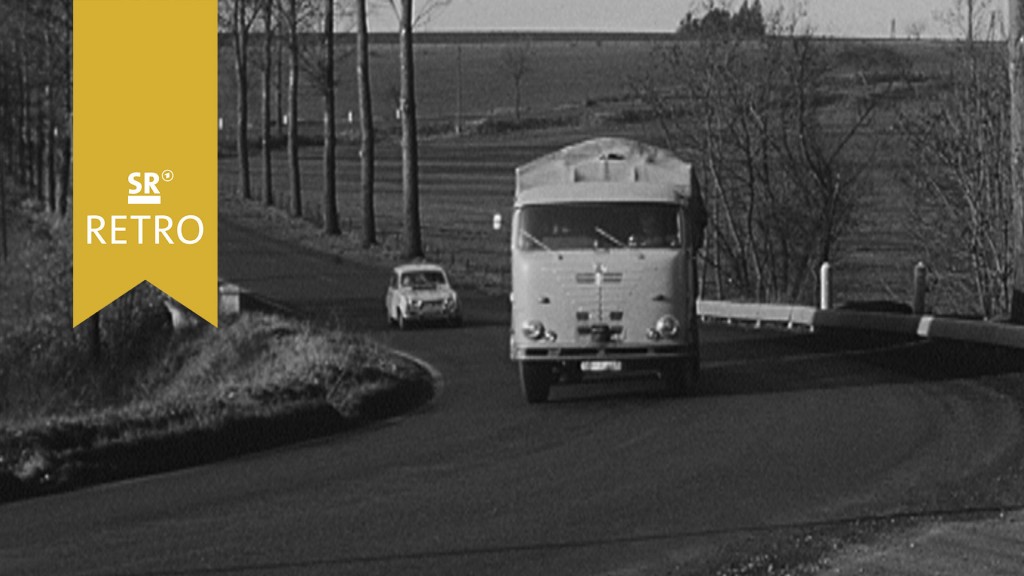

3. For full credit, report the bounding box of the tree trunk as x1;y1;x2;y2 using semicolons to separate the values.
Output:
276;32;284;139
322;0;339;235
261;0;274;207
1010;0;1024;322
58;0;72;218
86;313;101;362
1;163;7;263
234;0;252;201
399;0;422;259
287;0;302;217
33;107;43;200
514;80;521;121
356;0;376;246
17;52;29;185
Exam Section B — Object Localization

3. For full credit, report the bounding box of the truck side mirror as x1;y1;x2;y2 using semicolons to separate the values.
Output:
492;213;503;231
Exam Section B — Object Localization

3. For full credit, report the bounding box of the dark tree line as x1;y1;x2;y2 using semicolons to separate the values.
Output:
677;0;766;38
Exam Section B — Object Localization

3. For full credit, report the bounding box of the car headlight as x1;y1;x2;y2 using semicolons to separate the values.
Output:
444;295;456;309
654;315;680;338
410;299;423;309
522;320;545;340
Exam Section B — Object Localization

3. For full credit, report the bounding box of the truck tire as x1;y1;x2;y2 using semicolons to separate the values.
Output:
519;361;552;403
662;358;699;397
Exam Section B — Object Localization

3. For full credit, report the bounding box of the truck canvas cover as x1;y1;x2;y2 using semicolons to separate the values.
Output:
515;137;697;202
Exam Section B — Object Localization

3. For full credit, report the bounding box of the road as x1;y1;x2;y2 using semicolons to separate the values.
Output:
2;212;1022;575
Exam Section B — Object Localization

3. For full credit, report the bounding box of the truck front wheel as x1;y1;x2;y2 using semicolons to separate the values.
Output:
518;361;552;403
662;358;699;397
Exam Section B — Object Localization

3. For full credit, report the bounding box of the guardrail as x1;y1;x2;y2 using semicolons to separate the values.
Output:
696;301;1024;351
697;260;1024;350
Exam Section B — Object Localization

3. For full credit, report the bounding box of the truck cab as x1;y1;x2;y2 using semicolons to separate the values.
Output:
509;138;705;403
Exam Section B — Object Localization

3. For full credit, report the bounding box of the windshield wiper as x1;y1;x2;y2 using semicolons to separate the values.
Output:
594;226;626;248
521;229;559;256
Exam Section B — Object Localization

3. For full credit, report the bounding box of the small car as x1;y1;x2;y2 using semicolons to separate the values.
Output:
386;263;462;329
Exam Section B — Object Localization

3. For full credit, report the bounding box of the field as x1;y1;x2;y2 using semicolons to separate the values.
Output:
217;33;982;315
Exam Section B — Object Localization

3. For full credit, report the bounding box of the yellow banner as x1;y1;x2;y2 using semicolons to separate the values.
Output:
74;0;218;326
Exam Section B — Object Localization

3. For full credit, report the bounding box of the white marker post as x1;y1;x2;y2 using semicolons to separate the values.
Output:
913;261;927;314
819;262;832;310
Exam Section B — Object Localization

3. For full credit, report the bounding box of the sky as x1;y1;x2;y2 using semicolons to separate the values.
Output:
367;0;1007;39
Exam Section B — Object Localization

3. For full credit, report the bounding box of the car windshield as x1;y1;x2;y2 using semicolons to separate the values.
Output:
401;271;447;288
517;202;680;251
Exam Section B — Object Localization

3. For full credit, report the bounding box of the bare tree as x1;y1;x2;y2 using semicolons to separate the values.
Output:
906;20;927;40
395;0;422;258
640;8;883;303
321;0;339;235
500;41;533;121
295;0;358;235
901;43;1011;317
356;0;376;246
1011;0;1024;321
260;0;275;207
284;0;303;217
386;0;453;259
222;0;262;201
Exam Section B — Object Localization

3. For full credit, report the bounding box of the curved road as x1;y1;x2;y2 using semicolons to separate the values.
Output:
2;216;1022;575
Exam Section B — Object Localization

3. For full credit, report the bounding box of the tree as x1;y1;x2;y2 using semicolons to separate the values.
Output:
901;42;1011;317
222;0;262;201
387;0;453;259
356;0;376;246
500;41;533;121
284;0;303;217
395;0;422;258
906;20;927;40
678;1;765;38
260;0;275;207
899;0;1016;318
644;8;882;303
295;0;356;236
320;0;339;235
1011;0;1024;321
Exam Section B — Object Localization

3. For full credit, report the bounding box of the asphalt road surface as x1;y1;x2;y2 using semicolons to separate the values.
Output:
2;214;1022;576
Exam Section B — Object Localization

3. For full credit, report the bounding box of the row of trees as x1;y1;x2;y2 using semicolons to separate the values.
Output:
221;0;447;258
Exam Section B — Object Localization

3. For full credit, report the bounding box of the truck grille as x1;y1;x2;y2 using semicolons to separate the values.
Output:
575;272;623;284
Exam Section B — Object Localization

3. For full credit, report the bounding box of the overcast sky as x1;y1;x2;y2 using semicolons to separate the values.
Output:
367;0;1007;39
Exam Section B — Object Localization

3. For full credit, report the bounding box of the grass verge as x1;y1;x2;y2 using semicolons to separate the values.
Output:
0;313;433;503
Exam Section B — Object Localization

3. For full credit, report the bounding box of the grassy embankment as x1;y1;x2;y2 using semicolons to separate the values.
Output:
0;197;433;502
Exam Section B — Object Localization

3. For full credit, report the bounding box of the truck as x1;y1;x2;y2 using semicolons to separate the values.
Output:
508;138;706;403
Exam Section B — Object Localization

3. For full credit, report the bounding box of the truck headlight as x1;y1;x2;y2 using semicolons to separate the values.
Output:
522;320;545;340
655;315;680;338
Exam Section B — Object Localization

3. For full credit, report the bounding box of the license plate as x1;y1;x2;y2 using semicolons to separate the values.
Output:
581;360;622;372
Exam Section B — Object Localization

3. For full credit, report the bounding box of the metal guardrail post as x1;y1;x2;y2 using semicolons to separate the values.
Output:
912;261;927;315
819;262;832;310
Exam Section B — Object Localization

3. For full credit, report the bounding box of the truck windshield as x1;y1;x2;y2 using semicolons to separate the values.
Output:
517;202;680;251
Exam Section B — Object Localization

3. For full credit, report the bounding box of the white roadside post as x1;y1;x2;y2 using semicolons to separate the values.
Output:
913;261;928;314
819;262;832;310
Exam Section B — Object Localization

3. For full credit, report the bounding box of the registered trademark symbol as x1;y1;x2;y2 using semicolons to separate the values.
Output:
161;170;174;182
